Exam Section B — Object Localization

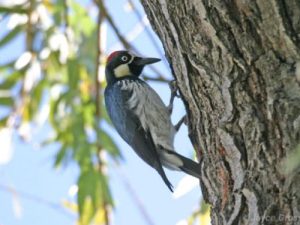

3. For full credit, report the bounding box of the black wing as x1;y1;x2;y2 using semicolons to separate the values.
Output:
131;125;173;192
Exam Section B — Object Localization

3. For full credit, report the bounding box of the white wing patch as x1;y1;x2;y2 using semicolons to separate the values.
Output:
114;64;130;78
160;151;183;170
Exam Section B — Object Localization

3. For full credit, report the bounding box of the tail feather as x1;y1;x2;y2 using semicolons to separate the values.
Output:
156;165;174;192
166;150;201;179
144;131;174;192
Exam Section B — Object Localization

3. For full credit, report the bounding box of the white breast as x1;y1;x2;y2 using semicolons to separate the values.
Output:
121;80;176;151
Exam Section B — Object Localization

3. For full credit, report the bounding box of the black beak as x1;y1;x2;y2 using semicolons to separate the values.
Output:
133;57;161;66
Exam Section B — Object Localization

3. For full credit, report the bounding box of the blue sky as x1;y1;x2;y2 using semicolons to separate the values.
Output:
0;1;201;225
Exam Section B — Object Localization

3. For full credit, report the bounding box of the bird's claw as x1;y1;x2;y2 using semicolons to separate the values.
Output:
167;80;179;114
174;115;187;131
169;80;180;97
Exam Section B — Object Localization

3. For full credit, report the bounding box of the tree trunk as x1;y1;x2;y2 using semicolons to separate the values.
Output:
140;0;300;224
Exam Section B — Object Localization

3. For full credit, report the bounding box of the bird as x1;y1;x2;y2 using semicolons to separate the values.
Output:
104;50;200;192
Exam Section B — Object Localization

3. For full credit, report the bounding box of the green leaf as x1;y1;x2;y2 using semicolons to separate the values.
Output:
52;1;65;25
79;195;94;225
0;96;13;106
67;58;79;90
100;130;122;159
82;102;94;127
0;116;9;127
77;168;112;225
198;200;211;225
27;79;46;120
98;173;113;206
0;25;23;48
54;144;68;167
78;30;97;75
0;60;15;71
0;6;28;14
80;16;95;36
73;143;92;169
0;72;22;89
199;200;210;214
49;91;68;130
21;79;45;122
69;0;96;37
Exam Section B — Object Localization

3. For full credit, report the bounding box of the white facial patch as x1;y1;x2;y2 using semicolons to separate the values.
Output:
113;55;135;78
114;64;130;78
128;55;135;63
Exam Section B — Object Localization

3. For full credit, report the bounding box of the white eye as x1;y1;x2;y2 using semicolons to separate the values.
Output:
121;56;128;62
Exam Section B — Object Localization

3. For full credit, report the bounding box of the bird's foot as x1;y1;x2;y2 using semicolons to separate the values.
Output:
174;115;187;132
167;80;180;115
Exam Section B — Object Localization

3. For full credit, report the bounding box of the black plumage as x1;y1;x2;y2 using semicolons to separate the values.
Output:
104;51;200;192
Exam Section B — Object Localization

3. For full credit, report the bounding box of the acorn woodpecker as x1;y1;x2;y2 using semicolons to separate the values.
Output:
104;50;200;192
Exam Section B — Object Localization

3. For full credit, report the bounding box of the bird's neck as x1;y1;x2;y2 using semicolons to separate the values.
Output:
105;68;141;85
105;69;117;85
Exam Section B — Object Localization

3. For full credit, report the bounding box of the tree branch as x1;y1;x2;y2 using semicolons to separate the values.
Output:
0;183;74;219
95;3;110;225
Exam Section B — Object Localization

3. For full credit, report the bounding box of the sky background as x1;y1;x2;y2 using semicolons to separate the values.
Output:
0;1;201;225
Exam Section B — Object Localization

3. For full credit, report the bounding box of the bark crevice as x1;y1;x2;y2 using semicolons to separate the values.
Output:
141;0;300;224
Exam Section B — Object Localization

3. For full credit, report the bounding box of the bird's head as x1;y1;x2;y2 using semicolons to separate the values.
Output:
105;50;160;84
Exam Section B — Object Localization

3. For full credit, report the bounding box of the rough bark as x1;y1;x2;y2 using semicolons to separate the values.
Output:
140;0;300;224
